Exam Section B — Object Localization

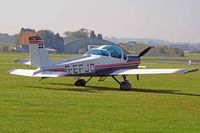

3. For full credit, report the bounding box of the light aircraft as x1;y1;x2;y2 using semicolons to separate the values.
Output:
9;36;198;90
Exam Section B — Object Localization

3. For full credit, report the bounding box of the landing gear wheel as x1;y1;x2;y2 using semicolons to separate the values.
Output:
111;76;132;91
74;79;86;86
120;81;132;91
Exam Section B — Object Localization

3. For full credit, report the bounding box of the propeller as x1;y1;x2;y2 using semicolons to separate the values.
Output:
138;47;152;57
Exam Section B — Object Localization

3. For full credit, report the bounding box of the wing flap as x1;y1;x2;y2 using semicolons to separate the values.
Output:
109;68;198;75
9;69;68;77
34;71;68;77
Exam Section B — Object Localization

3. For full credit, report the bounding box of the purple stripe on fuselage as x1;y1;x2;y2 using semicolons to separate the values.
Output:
95;61;140;69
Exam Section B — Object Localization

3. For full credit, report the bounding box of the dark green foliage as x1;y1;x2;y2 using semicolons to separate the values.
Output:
0;45;9;52
97;34;103;40
38;30;64;53
64;28;89;38
90;31;96;39
0;33;18;44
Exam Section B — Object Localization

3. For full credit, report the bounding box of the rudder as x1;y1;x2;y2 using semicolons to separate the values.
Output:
28;36;52;68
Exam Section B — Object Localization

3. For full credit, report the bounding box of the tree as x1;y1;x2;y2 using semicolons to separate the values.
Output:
97;34;103;40
64;28;89;38
90;31;96;39
37;30;64;53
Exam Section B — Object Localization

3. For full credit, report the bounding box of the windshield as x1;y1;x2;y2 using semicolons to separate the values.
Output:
85;45;128;60
85;49;109;56
101;45;122;59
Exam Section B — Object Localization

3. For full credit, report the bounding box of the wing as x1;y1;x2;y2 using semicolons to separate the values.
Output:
9;69;68;77
109;68;198;75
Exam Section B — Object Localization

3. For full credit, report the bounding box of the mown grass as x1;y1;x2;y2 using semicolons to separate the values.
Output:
185;52;200;59
0;52;200;133
142;52;200;60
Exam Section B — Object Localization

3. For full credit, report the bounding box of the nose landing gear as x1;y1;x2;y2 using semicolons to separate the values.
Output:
112;75;132;91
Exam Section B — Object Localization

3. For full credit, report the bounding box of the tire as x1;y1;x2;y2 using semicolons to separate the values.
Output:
74;79;86;86
120;81;132;91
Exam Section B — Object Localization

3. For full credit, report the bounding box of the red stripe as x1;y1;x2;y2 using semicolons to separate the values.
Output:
95;61;140;69
95;61;140;67
29;40;44;44
95;64;139;69
95;63;138;68
47;68;65;72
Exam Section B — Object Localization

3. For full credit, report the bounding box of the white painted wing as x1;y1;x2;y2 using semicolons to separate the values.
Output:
9;69;68;77
109;68;198;75
34;71;68;77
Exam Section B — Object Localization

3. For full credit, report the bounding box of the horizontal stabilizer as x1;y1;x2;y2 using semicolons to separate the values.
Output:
9;69;68;77
109;68;198;75
15;59;31;65
9;69;36;77
34;71;68;77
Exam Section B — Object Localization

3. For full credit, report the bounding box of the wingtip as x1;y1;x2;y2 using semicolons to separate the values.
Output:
184;68;199;74
8;69;15;74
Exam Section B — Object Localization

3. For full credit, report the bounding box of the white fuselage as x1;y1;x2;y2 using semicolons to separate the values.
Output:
45;55;127;75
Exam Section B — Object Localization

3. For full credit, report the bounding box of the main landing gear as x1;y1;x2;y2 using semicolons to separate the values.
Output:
74;75;132;91
74;77;93;86
112;75;132;91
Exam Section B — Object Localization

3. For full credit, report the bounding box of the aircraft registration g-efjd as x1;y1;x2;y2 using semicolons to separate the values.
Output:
9;36;198;90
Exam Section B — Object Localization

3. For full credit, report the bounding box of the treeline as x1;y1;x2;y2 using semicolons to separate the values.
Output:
0;28;103;54
19;28;64;53
37;30;64;53
19;28;102;53
64;28;90;38
64;28;103;39
0;28;185;56
0;33;18;44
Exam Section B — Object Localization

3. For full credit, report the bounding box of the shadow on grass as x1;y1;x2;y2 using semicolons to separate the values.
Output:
25;82;200;97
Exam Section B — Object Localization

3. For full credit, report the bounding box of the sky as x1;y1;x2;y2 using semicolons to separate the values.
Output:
0;0;200;42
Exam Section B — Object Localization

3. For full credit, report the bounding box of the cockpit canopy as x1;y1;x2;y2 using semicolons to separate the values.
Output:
84;45;128;60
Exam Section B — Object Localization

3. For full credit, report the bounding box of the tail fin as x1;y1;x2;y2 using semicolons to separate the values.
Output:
28;36;52;68
138;47;152;57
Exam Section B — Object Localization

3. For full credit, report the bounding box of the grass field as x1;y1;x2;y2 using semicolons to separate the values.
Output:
142;52;200;60
0;52;200;133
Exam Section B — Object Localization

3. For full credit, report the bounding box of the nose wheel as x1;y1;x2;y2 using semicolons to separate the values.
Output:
112;75;132;91
120;80;132;90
